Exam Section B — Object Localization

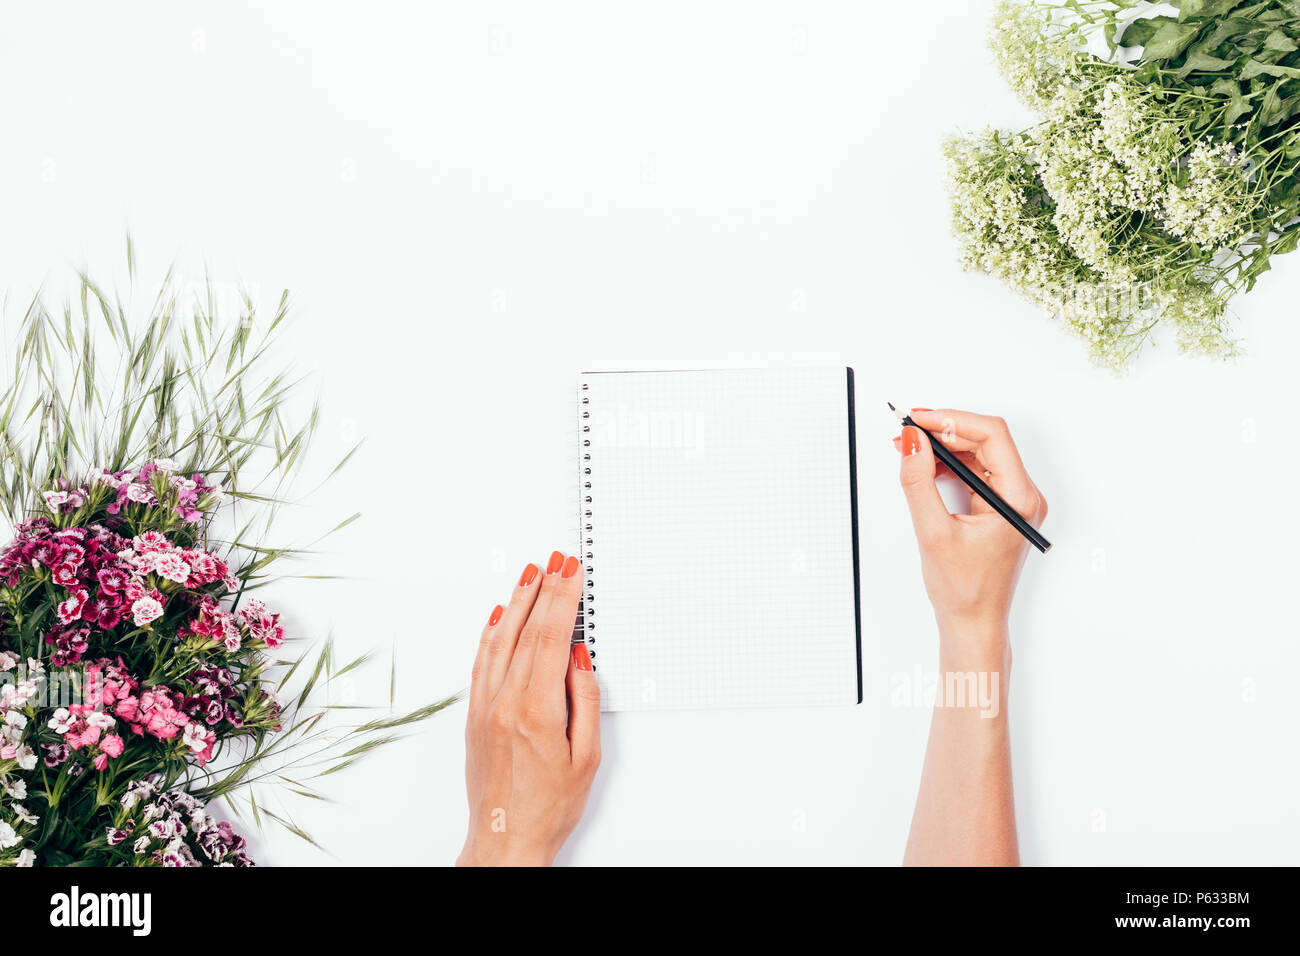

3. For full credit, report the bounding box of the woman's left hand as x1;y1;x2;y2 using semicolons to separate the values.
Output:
457;551;601;866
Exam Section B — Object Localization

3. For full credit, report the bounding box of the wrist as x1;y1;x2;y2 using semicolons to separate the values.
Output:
457;835;556;868
936;612;1008;653
935;615;1011;693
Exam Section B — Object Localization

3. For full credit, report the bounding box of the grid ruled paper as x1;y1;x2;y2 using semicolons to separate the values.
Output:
577;368;860;711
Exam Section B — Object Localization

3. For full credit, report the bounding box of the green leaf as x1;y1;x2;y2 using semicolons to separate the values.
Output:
1120;19;1159;48
1241;59;1300;79
1278;92;1300;125
1177;50;1239;76
1263;29;1299;53
1226;88;1253;124
1259;82;1284;124
1179;0;1243;20
1206;17;1268;52
1273;229;1300;255
1143;19;1203;59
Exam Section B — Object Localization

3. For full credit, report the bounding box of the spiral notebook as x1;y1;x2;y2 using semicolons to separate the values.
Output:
574;367;862;711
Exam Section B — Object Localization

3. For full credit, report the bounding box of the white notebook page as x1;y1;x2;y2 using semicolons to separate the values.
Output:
577;367;860;711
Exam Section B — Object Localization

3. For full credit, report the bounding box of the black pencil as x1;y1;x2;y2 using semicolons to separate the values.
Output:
889;403;1051;554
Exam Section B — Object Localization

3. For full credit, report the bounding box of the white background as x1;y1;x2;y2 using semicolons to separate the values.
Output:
2;1;1297;865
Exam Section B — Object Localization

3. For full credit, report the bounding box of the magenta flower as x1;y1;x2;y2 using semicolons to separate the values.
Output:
56;589;89;624
52;563;79;586
96;567;127;589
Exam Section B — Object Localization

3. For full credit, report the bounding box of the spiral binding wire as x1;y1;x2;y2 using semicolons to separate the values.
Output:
575;381;595;667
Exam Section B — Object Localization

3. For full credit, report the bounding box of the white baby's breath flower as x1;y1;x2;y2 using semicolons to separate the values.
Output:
947;5;1284;369
990;0;1087;110
1161;141;1255;250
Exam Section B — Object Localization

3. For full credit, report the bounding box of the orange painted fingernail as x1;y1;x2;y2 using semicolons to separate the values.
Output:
561;555;581;579
488;604;504;627
571;642;593;671
911;407;932;413
518;563;539;587
901;426;921;457
546;550;564;575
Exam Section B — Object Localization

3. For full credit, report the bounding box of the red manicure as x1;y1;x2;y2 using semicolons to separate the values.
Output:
571;643;593;671
901;426;922;457
561;555;581;579
488;604;503;627
546;550;565;575
518;563;539;587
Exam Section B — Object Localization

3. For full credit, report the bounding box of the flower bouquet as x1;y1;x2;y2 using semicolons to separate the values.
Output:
947;0;1300;368
0;258;452;865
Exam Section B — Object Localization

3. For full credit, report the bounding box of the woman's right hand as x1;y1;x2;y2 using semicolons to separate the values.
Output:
896;408;1045;867
893;408;1048;641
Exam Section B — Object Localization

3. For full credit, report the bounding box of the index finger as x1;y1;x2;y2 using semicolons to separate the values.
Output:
526;553;584;697
907;408;1028;478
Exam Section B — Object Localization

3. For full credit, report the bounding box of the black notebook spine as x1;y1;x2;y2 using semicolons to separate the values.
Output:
846;367;863;705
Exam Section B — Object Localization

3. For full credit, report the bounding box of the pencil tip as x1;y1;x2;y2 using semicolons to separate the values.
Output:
886;402;896;411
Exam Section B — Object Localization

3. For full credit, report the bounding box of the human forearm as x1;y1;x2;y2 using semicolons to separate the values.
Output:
903;618;1018;867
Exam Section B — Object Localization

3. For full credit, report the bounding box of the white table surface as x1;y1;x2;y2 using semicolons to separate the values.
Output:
2;1;1296;866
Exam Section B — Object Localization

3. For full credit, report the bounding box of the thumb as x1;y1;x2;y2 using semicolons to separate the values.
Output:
898;425;950;543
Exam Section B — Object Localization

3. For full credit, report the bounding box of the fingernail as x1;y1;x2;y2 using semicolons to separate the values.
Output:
488;604;504;627
561;555;581;579
546;550;564;575
902;426;922;457
571;642;593;671
911;407;933;413
518;563;539;588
